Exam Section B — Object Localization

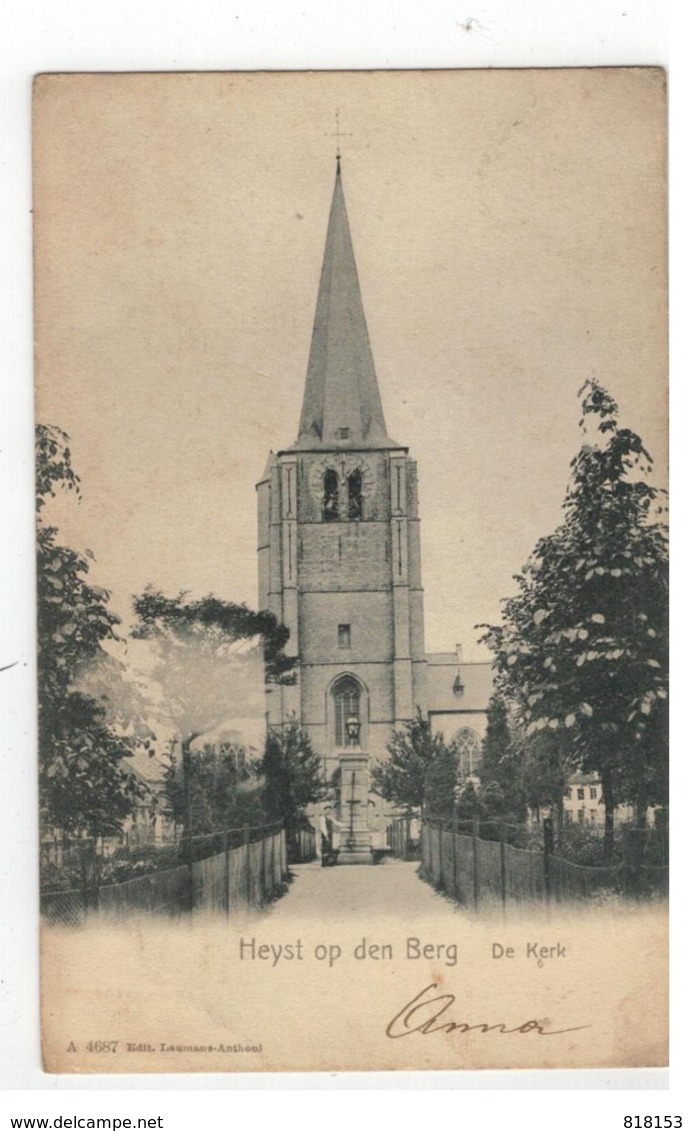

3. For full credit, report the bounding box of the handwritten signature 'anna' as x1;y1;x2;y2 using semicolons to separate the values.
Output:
385;984;591;1040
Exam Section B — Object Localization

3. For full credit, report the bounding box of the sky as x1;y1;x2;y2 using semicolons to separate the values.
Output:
34;69;667;660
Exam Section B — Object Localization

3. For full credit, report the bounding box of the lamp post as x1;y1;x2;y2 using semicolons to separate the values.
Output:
338;712;370;863
345;714;361;747
346;771;358;851
344;717;361;853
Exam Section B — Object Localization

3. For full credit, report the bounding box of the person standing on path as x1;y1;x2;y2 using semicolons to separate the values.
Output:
319;804;341;865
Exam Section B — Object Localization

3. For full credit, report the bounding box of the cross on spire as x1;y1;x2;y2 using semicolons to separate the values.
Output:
326;108;353;166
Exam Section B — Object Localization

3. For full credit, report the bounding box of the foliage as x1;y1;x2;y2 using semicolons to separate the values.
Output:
262;716;326;827
520;731;575;818
40;689;144;838
97;844;183;884
164;742;265;834
480;381;668;850
423;746;461;818
39;858;82;892
371;708;457;812
132;589;296;738
37;425;149;837
132;589;298;843
557;824;622;867
455;780;485;822
36;424;81;511
477;694;527;822
132;589;296;748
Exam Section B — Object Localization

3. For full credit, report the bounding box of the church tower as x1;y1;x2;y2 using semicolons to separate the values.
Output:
256;159;427;839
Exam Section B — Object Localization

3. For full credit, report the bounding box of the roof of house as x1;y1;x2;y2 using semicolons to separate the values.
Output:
568;771;599;786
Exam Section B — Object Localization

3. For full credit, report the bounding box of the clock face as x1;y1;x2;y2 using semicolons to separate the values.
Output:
307;455;375;508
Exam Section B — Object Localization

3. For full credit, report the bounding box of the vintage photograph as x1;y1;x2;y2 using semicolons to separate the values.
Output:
34;69;668;1073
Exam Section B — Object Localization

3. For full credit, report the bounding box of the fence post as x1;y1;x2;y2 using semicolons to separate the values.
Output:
499;820;507;919
623;825;648;899
655;808;669;866
222;830;229;919
262;826;268;904
472;816;480;911
245;824;252;907
434;821;441;886
543;817;554;907
181;740;194;867
181;739;194;913
80;840;99;916
451;805;458;902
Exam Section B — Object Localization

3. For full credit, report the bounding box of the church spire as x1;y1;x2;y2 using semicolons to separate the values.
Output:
294;161;399;450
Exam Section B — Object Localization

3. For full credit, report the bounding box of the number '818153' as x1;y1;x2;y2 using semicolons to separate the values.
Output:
624;1119;682;1128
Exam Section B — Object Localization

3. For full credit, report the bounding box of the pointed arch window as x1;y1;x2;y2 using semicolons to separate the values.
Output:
454;727;481;780
333;675;361;748
322;468;339;522
347;469;363;520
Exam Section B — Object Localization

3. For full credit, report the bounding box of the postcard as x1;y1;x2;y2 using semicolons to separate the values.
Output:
34;69;668;1073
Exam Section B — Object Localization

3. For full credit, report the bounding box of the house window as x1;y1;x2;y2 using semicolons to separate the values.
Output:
454;727;481;780
590;809;597;824
564;810;573;824
338;624;351;649
577;788;584;800
589;786;597;799
347;469;363;520
565;788;572;800
333;675;361;748
577;809;585;824
322;468;339;522
338;427;350;440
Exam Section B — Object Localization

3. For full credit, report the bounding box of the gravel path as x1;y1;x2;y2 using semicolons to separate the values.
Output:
267;857;464;920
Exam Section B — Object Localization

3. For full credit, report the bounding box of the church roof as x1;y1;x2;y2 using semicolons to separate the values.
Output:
426;659;493;715
292;160;401;452
257;450;276;484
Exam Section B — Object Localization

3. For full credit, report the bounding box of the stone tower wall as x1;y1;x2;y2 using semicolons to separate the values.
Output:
256;447;427;767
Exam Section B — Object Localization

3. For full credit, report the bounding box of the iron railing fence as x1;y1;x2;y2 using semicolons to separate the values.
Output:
387;815;422;861
420;816;668;910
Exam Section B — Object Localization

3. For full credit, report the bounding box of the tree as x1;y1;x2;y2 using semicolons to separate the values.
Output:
131;589;296;849
519;730;575;828
164;741;264;835
371;708;456;812
36;425;148;838
455;780;485;823
478;694;528;825
480;381;668;860
262;716;325;828
423;745;461;819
